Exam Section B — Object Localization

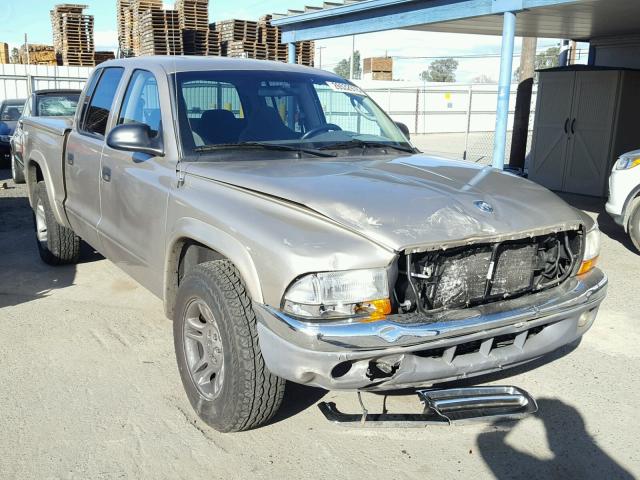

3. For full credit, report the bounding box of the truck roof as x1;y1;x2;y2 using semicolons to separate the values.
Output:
33;89;82;95
96;55;341;77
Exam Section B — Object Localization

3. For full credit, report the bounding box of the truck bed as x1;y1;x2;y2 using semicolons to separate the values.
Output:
22;116;74;227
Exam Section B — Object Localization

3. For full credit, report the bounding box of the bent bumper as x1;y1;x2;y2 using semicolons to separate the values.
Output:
255;269;607;390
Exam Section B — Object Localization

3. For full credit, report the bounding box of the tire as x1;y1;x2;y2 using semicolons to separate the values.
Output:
627;198;640;253
32;181;80;265
173;260;285;432
11;155;25;184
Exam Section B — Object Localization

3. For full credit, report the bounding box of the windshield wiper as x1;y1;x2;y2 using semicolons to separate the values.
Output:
319;139;416;153
194;142;337;157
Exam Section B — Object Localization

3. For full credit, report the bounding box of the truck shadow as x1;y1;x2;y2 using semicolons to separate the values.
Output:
477;398;634;480
0;172;103;309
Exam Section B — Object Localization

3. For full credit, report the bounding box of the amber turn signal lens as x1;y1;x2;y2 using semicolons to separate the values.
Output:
577;257;598;275
360;298;392;322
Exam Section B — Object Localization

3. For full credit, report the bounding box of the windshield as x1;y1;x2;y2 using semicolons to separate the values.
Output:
0;102;24;121
174;70;411;157
36;93;80;117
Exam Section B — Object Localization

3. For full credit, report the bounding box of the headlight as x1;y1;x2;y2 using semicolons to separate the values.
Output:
0;135;12;143
615;155;640;170
577;223;600;275
282;268;391;321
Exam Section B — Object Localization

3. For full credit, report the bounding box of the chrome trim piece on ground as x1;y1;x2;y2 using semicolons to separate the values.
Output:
318;386;537;427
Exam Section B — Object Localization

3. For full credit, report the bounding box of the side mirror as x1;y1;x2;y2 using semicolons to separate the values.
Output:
395;121;410;140
106;123;164;157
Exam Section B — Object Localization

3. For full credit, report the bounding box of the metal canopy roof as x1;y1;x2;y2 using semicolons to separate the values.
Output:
272;0;640;42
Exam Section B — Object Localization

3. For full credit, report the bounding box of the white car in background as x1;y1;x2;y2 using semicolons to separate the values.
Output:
606;149;640;251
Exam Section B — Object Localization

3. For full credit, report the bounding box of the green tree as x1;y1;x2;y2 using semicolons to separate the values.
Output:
513;46;560;82
10;47;19;64
420;58;459;82
333;50;362;79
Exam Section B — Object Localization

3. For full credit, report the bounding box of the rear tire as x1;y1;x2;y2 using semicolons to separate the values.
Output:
32;181;80;265
173;260;285;432
11;155;25;184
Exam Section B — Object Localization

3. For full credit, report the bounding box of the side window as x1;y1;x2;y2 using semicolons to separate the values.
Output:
118;70;161;136
81;67;124;137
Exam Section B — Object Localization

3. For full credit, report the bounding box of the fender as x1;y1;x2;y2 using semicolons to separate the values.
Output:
621;184;640;231
164;216;264;317
26;151;71;229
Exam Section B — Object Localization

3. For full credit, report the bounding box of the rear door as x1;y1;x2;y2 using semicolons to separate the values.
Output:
97;69;173;296
65;67;124;249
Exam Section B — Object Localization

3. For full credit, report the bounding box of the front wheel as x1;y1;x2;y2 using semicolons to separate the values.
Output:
173;260;285;432
32;181;80;265
11;155;25;184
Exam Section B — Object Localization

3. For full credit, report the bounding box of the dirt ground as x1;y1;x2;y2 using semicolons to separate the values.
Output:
0;167;638;479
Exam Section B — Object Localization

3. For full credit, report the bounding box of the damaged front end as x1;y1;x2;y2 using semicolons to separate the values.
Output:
395;229;582;315
254;226;607;391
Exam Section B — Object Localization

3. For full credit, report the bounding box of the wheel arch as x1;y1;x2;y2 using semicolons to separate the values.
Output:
622;185;640;232
164;218;264;319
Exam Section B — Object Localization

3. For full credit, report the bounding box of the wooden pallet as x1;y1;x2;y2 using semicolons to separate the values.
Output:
182;29;207;55
138;9;182;56
94;50;115;65
176;0;209;31
50;4;95;66
215;19;258;42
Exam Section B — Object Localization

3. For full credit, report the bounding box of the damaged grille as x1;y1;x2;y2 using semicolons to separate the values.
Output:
397;230;581;313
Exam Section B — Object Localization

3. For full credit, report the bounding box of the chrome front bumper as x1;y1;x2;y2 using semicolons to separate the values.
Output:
255;269;607;391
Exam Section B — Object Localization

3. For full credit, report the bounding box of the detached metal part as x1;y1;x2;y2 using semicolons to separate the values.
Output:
318;385;537;427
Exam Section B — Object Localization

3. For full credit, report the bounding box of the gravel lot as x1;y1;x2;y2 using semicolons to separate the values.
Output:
0;167;638;479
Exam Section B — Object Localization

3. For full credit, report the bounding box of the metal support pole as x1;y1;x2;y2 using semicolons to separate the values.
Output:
463;86;473;160
287;42;297;129
288;42;296;64
492;11;516;170
350;35;355;80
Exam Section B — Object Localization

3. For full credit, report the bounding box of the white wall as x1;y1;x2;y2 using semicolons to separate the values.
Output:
355;80;535;134
0;64;92;102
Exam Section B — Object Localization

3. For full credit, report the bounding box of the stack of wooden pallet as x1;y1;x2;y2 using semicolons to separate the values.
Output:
127;0;163;56
363;56;393;81
139;9;182;56
0;43;10;64
176;0;209;55
94;51;116;65
51;4;95;66
212;16;314;66
18;44;58;65
116;0;133;57
294;41;315;67
258;15;287;62
206;27;221;56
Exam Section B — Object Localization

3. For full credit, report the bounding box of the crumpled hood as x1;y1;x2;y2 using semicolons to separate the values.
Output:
185;154;584;251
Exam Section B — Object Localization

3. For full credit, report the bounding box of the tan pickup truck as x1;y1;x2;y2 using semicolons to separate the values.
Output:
22;56;606;432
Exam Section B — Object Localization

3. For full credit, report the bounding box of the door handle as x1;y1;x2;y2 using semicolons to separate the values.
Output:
102;166;111;182
67;153;74;165
563;118;569;135
571;118;576;135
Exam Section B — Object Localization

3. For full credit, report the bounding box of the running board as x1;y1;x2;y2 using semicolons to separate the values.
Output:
318;386;537;427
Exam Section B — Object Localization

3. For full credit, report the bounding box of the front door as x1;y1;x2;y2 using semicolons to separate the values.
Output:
64;67;124;249
97;69;172;296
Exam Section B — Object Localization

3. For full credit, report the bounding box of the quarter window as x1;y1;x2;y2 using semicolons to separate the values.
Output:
82;67;124;137
118;70;161;136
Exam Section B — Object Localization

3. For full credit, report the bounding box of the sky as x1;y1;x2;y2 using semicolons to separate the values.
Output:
1;0;576;82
